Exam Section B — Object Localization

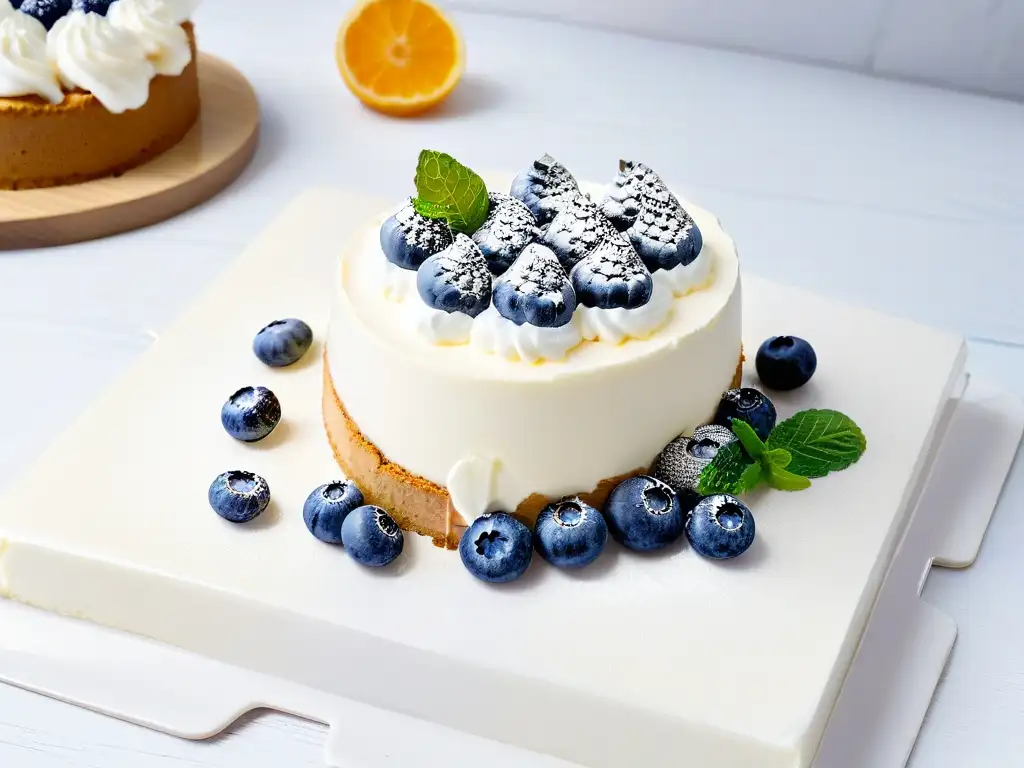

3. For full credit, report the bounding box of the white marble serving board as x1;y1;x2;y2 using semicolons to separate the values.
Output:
0;189;1018;768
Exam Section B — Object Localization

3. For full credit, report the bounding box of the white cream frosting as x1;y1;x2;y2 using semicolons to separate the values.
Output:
108;0;197;76
446;456;500;523
470;307;583;363
579;282;674;345
406;300;475;345
653;250;714;297
0;12;63;103
378;258;418;303
48;11;154;113
327;174;743;512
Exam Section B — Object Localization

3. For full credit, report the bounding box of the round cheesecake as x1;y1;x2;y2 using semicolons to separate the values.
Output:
324;173;742;547
0;1;201;190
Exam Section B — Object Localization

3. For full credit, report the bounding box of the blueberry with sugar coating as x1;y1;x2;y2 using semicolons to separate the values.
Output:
472;192;538;275
713;388;777;442
492;242;576;328
570;234;652;309
686;494;755;559
220;386;281;442
341;505;404;567
253;318;313;367
71;0;114;14
417;234;492;317
604;475;684;552
534;498;607;568
652;424;737;500
19;0;71;29
756;336;817;391
208;470;270;523
459;512;533;583
539;192;620;271
380;200;454;271
509;153;581;223
303;480;365;544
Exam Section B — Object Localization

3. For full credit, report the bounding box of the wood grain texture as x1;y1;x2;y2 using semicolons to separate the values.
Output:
0;54;259;250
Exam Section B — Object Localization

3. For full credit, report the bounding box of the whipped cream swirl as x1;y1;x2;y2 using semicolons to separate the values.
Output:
0;11;63;102
108;0;197;76
48;11;155;113
579;282;673;345
470;307;583;363
406;300;475;345
652;251;714;297
380;260;418;303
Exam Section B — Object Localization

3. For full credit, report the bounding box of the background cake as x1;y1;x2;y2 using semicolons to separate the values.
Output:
0;0;200;189
324;153;743;546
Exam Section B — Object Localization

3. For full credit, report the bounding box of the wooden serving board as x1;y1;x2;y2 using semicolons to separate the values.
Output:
0;54;259;249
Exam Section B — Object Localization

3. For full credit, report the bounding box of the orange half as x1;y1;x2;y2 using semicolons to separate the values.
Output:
336;0;465;117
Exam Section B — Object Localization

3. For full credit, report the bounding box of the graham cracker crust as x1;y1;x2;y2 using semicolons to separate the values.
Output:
322;350;744;549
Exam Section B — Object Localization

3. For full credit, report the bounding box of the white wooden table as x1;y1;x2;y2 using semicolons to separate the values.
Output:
1;2;1023;765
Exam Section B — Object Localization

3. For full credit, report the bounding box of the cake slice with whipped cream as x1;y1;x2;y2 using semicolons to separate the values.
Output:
0;0;201;189
324;151;742;547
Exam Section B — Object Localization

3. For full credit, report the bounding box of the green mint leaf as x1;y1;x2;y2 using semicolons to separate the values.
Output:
698;441;761;495
730;419;766;460
765;464;813;491
764;447;792;470
412;150;489;234
766;409;867;478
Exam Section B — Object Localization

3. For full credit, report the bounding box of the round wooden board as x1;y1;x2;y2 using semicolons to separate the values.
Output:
0;54;259;250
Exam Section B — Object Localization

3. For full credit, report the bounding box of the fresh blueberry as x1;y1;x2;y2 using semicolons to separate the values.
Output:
601;161;703;272
533;498;608;568
604;475;684;552
713;388;777;442
208;470;270;523
340;505;404;567
652;424;738;500
380;200;454;271
686;494;755;560
459;512;533;583
71;0;114;14
302;480;365;544
220;386;281;442
756;336;817;391
509;154;581;224
417;234;492;317
252;318;313;367
18;0;71;29
492;242;576;328
538;192;621;271
471;192;538;276
570;233;653;309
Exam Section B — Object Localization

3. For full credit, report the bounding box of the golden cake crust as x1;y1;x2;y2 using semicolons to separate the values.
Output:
322;351;744;549
0;23;200;190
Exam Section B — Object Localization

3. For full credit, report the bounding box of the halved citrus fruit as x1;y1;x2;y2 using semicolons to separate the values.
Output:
336;0;465;117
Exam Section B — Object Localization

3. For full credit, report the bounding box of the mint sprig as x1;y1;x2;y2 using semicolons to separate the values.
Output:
412;150;489;234
697;409;866;495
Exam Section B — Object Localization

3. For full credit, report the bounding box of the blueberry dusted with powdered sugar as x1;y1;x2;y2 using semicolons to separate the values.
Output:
492;242;576;328
417;233;492;317
380;199;454;271
509;153;581;223
472;192;538;276
538;192;621;271
570;234;653;309
71;0;114;14
600;161;703;272
19;0;71;28
652;424;738;500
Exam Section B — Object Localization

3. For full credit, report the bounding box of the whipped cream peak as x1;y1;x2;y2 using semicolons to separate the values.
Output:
108;0;196;76
570;234;653;310
470;306;583;364
579;280;673;345
651;251;714;298
446;456;501;524
0;11;63;102
48;10;154;113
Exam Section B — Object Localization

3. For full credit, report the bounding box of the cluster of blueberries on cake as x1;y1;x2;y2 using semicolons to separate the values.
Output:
381;155;704;335
208;310;819;579
10;0;119;30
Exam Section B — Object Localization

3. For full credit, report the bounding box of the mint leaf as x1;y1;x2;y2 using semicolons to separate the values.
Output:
412;150;489;234
731;419;766;460
766;409;867;478
764;447;792;470
765;464;812;491
698;441;761;495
